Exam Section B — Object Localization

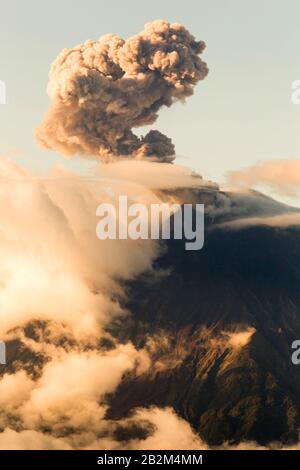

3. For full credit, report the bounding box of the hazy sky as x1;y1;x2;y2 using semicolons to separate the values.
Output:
0;0;299;185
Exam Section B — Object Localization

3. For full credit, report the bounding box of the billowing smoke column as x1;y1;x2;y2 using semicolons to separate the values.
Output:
35;20;208;162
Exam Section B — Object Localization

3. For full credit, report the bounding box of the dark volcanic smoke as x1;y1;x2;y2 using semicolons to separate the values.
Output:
35;20;208;162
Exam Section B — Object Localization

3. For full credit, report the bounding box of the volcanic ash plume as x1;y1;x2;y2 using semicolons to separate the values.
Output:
35;20;208;162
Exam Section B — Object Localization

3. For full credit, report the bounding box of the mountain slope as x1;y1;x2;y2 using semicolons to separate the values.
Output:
108;190;300;446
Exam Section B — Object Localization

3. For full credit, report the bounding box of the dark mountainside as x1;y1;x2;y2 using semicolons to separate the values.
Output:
108;189;300;446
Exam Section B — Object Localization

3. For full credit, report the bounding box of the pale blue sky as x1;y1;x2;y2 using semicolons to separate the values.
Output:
0;0;299;184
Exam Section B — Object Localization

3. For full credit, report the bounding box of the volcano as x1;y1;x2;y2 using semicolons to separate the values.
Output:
107;188;300;446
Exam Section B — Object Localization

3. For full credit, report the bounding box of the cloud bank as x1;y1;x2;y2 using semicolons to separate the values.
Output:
228;159;300;199
0;156;212;450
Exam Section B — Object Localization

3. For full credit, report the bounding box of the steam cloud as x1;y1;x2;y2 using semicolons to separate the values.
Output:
35;20;208;162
